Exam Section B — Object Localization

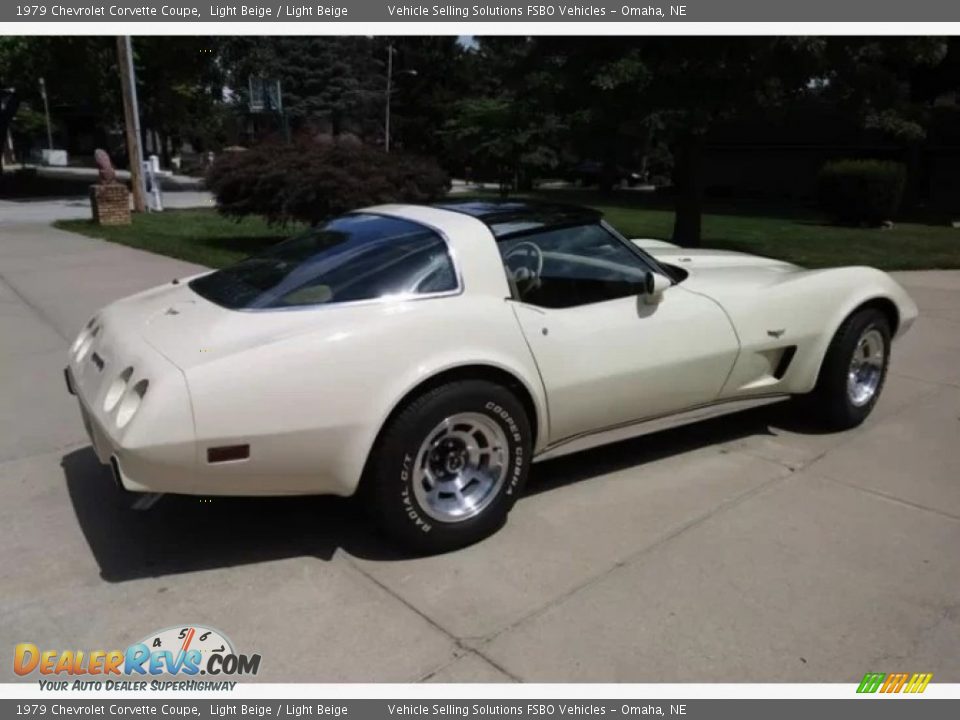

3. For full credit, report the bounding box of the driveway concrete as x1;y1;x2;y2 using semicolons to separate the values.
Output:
1;215;958;683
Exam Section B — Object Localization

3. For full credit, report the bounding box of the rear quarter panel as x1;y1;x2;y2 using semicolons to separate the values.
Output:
183;294;547;495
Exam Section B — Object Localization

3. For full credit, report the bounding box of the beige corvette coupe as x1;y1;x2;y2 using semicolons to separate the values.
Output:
66;201;917;552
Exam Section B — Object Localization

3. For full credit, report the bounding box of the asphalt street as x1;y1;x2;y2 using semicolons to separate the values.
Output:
1;201;958;682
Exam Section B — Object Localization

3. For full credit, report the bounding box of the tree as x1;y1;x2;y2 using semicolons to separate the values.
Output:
0;36;121;169
533;38;653;193
0;89;18;175
814;37;950;208
206;139;448;226
134;36;227;163
374;37;470;157
444;37;564;193
636;38;825;246
220;37;384;139
817;37;948;143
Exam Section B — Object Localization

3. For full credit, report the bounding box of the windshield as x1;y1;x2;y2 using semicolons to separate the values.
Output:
189;213;457;310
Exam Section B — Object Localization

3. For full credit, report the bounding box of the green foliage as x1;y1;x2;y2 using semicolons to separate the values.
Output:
0;36;226;164
134;37;228;156
219;37;384;137
206;140;449;226
444;96;561;192
817;159;907;225
444;38;565;193
817;38;949;143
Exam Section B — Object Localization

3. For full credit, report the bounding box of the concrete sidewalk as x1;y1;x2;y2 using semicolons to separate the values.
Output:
0;218;958;683
0;191;214;225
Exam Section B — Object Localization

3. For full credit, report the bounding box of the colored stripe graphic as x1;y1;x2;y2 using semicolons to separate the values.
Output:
857;673;886;693
857;672;932;694
904;673;934;693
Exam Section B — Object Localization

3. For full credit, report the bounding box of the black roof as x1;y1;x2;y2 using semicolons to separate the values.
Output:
430;200;601;240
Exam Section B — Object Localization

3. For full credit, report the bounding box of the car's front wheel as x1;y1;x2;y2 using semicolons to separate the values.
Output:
365;380;532;553
804;308;891;429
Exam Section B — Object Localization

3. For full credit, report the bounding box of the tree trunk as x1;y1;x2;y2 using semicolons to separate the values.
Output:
0;92;21;176
598;159;616;196
671;131;705;248
160;133;172;169
902;142;923;212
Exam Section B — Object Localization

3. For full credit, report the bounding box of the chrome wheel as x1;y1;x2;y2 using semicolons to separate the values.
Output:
412;412;508;523
847;328;886;407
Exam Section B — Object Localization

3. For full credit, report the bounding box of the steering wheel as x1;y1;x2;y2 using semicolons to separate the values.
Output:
503;241;544;296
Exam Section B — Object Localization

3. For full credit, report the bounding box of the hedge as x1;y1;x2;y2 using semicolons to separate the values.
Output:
817;159;906;226
206;139;449;226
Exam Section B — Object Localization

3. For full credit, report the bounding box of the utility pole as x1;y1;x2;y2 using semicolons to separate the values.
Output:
384;44;416;154
38;77;53;150
384;43;393;153
116;36;147;212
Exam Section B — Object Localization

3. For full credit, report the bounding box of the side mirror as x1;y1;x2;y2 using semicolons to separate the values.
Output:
642;271;671;305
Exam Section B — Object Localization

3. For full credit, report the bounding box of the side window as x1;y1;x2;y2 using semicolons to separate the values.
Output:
190;214;458;310
498;224;654;309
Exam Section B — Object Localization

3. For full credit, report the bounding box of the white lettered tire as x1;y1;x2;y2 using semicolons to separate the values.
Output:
365;380;532;553
803;308;892;429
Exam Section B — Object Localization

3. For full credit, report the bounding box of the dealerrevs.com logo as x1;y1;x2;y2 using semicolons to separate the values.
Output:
14;625;260;691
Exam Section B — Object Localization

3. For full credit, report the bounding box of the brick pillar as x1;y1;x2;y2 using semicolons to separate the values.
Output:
89;184;131;225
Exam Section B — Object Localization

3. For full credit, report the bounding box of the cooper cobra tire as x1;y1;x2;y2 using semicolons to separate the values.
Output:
366;380;532;553
804;308;891;430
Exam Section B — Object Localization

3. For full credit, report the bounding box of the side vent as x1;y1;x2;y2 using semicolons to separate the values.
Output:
773;346;797;380
207;445;250;463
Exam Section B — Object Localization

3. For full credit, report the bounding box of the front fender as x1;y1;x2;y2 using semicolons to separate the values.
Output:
709;266;918;398
791;267;918;393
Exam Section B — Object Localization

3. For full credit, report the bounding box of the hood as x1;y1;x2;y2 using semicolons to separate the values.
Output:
102;279;331;370
635;241;806;297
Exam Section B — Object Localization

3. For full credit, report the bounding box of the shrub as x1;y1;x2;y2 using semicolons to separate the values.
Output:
817;159;906;226
206;139;449;226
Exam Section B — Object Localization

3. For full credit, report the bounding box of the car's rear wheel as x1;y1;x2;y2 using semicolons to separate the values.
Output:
365;380;532;553
803;308;891;429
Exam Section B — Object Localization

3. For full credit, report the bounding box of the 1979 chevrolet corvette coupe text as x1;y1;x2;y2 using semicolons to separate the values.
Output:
65;201;918;552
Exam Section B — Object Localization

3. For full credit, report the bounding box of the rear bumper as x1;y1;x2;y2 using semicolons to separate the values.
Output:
66;314;198;494
65;316;356;497
66;365;163;493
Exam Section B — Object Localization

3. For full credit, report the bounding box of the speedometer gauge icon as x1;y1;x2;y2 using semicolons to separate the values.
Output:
138;625;235;669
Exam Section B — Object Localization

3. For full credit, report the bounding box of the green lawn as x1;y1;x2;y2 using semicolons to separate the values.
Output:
55;193;960;270
598;205;960;270
55;210;299;268
531;189;960;270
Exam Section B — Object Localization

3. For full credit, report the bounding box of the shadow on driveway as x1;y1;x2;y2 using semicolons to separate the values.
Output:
63;399;817;582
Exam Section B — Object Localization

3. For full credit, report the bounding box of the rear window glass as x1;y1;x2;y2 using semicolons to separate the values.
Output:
189;214;457;310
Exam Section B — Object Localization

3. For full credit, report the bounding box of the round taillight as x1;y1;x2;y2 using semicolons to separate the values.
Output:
103;367;134;413
116;379;148;429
